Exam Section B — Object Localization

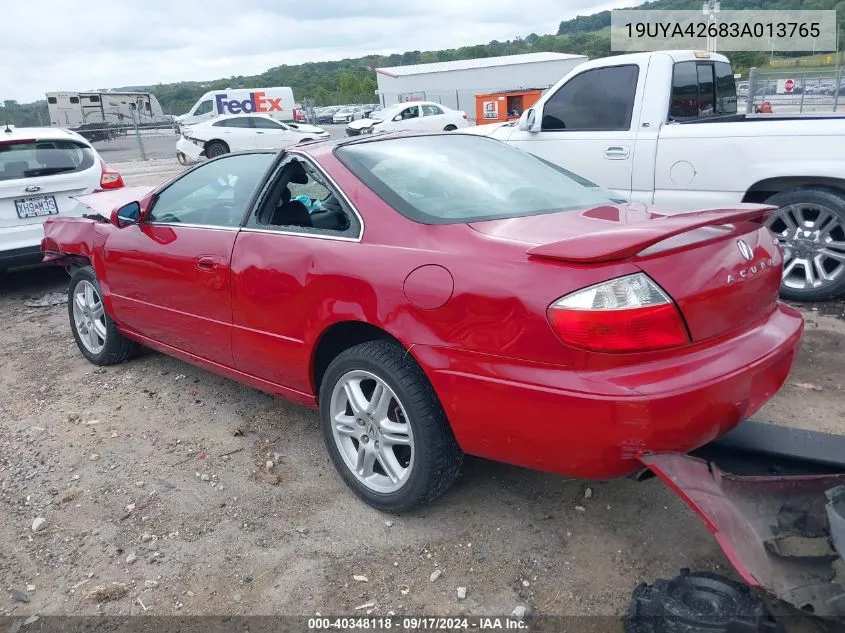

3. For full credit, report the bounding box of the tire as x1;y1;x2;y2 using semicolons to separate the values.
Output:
298;138;313;144
443;124;457;131
319;340;463;512
68;266;138;366
204;140;229;158
764;187;845;302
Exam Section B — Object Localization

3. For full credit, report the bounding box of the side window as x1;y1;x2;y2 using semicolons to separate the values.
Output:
148;153;274;227
251;157;359;237
69;96;80;104
669;62;699;121
47;97;57;104
422;104;444;116
401;106;420;120
542;65;639;132
194;100;214;116
252;117;283;129
715;62;738;115
213;117;252;128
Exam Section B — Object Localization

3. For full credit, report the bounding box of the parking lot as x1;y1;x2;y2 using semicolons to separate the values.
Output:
1;187;844;623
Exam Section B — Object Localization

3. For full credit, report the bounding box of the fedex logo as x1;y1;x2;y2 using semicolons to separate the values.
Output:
215;91;283;115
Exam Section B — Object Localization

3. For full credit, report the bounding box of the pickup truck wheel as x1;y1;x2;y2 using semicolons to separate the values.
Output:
68;266;138;366
443;124;457;131
765;187;845;302
204;141;229;158
319;340;463;512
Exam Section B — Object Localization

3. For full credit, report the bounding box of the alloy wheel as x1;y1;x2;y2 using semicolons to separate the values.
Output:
766;203;845;293
329;370;414;494
72;280;107;354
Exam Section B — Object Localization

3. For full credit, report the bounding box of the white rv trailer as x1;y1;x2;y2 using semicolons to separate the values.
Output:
46;91;166;128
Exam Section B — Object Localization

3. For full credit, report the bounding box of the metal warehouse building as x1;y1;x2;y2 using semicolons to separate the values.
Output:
375;52;587;116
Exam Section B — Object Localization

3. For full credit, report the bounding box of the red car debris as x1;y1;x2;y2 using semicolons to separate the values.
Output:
42;133;802;517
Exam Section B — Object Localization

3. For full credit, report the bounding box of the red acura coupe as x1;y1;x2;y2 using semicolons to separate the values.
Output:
42;133;803;512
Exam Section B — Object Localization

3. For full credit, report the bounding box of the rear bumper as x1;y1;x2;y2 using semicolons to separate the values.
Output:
0;245;44;269
643;452;845;617
415;303;803;479
0;222;51;268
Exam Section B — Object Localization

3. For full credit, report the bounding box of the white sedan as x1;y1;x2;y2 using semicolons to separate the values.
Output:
176;114;329;163
345;102;468;136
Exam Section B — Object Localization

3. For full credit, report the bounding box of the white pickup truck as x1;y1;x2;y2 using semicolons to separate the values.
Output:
466;50;845;301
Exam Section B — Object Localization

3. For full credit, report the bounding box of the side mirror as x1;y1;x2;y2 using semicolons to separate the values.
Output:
393;115;402;122
518;108;538;132
111;201;142;228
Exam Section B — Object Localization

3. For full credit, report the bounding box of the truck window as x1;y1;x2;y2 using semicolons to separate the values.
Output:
670;61;737;122
541;65;639;132
715;62;738;115
69;97;80;104
88;95;100;103
194;100;213;116
47;97;57;104
697;65;715;116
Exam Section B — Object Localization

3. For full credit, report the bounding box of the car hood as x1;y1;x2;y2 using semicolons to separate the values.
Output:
459;121;515;138
347;118;380;130
71;186;156;216
288;123;327;134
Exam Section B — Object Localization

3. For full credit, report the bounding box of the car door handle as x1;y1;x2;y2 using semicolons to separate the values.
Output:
196;256;216;271
255;131;264;134
604;146;630;160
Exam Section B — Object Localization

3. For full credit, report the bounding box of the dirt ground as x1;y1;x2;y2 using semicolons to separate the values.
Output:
0;160;842;626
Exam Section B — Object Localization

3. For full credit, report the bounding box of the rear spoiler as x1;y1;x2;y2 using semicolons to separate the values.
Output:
527;206;774;264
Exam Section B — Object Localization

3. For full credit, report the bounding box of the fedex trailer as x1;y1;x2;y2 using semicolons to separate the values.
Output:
175;88;296;127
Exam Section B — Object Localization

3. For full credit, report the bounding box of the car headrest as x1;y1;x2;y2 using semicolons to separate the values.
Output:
3;160;28;178
285;161;309;184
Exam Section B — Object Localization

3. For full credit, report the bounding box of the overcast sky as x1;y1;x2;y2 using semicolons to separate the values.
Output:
2;0;634;103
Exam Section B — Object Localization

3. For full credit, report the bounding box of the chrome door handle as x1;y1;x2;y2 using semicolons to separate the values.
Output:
604;146;630;160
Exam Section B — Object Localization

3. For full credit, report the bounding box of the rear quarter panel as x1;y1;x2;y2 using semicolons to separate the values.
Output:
41;216;118;313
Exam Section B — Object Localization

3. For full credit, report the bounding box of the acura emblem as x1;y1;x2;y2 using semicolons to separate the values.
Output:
24;185;41;193
737;239;754;261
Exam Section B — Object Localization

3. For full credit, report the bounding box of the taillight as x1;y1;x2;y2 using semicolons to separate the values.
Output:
547;273;689;353
99;163;124;190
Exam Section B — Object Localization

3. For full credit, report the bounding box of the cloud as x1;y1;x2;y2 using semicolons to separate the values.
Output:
1;0;632;102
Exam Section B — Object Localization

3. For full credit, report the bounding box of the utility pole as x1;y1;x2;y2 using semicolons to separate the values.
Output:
702;0;721;52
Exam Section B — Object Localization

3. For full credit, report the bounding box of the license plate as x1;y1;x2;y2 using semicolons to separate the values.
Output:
14;195;58;219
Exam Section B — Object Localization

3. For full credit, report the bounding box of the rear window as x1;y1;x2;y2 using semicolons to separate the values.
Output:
335;134;625;225
0;139;96;181
670;61;737;121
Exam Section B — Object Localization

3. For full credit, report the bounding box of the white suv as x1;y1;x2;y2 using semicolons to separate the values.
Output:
0;125;123;270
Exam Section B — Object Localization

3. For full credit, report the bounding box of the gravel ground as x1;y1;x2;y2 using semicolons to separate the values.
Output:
1;159;843;627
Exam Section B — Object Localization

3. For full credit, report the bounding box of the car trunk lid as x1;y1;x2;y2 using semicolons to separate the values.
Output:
469;203;782;342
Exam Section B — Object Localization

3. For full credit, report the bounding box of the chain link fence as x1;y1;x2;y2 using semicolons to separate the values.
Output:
744;66;845;114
